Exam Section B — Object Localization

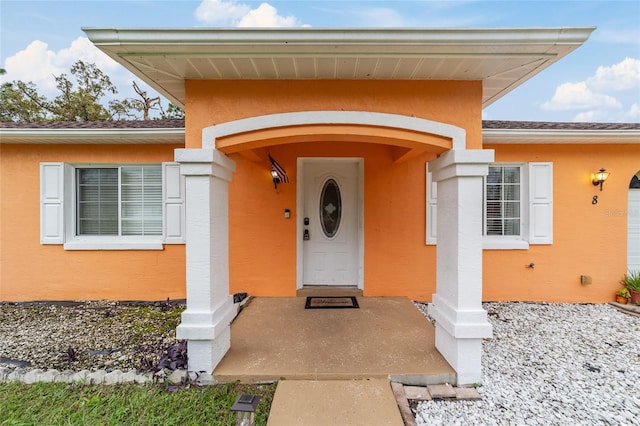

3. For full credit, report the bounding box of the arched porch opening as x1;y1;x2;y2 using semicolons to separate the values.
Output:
174;111;494;385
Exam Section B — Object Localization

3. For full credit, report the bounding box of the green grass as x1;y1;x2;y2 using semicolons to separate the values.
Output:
0;381;277;425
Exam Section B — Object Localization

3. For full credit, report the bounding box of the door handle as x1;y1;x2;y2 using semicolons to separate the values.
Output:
303;229;310;241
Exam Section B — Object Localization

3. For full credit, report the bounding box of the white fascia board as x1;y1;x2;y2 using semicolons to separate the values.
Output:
483;128;640;144
83;27;595;51
0;128;185;144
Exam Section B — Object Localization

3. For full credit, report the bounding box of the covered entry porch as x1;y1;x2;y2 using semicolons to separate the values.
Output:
214;296;455;384
175;111;494;385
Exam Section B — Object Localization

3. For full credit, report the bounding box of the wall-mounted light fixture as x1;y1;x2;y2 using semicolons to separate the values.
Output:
270;169;281;189
269;154;289;190
591;168;609;191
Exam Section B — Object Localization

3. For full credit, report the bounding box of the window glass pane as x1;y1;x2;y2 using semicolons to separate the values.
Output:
486;168;502;184
320;179;341;238
77;165;161;237
504;202;520;218
503;185;520;201
503;167;520;184
121;168;142;185
486;219;503;235
504;219;520;235
77;168;118;235
486;202;502;218
121;166;162;236
484;165;522;237
486;184;501;201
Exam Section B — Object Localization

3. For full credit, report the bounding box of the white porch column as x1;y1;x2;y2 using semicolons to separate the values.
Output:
427;148;494;385
175;148;236;375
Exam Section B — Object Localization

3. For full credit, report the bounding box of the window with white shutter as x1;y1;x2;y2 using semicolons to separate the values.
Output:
425;161;553;249
40;162;184;249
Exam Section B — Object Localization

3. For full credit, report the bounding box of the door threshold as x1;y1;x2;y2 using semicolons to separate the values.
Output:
297;286;363;297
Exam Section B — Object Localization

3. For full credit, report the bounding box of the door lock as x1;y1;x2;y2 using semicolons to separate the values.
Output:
304;217;309;226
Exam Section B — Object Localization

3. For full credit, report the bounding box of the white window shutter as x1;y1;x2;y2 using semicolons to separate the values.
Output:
528;162;553;244
162;162;185;244
40;162;65;244
426;164;437;245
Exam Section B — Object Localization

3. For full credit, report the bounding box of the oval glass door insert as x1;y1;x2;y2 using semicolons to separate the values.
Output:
320;178;341;238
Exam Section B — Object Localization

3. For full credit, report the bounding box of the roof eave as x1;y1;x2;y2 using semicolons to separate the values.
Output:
0;128;186;144
483;128;640;144
83;27;596;109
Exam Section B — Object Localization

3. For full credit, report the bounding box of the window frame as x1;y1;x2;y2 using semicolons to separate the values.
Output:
75;165;163;238
482;163;529;250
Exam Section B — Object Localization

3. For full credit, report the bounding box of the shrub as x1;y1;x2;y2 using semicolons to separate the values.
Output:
620;270;640;292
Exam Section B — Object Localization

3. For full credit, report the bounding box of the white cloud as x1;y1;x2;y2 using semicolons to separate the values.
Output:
194;0;251;26
572;106;640;122
0;37;162;114
542;81;621;110
1;37;121;96
237;3;302;27
589;57;640;92
542;57;640;122
195;0;305;27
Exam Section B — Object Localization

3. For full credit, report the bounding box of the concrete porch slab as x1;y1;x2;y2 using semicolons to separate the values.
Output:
214;297;455;385
266;379;404;426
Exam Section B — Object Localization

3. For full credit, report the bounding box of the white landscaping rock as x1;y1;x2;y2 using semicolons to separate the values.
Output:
167;369;187;384
413;302;640;426
103;370;123;385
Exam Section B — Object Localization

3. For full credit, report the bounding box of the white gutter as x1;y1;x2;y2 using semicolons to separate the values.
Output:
483;128;640;144
0;127;185;144
83;27;596;48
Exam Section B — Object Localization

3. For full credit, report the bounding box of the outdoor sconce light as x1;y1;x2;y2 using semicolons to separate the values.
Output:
231;394;261;426
269;154;289;190
271;169;281;189
591;168;610;191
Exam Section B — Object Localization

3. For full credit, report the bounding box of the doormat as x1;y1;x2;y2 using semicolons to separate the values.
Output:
305;296;359;309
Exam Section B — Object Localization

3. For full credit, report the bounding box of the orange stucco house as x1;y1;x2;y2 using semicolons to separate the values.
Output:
1;28;639;384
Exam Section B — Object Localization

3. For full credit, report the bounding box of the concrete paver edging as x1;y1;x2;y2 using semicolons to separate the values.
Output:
0;367;196;385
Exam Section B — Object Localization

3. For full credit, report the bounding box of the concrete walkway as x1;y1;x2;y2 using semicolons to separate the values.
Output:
267;379;404;426
216;296;455;425
214;297;455;385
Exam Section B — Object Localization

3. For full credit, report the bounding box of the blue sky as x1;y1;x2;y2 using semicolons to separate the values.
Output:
1;0;639;122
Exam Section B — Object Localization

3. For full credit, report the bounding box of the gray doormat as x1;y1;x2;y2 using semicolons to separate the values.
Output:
305;296;359;309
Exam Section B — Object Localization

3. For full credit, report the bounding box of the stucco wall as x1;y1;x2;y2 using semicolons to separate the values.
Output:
0;144;186;302
227;142;438;300
3;77;636;304
186;79;482;302
185;80;484;150
483;143;640;302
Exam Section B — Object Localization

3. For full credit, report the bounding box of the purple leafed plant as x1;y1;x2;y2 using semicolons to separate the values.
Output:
67;346;77;362
157;340;188;371
137;339;188;376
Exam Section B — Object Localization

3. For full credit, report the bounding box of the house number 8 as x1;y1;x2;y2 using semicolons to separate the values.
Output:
592;195;598;205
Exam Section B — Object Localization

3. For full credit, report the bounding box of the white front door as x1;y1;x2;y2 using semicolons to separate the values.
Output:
301;160;360;286
629;189;640;273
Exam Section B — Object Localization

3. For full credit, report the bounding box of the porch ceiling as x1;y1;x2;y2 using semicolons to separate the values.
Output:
84;27;594;109
215;123;452;163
